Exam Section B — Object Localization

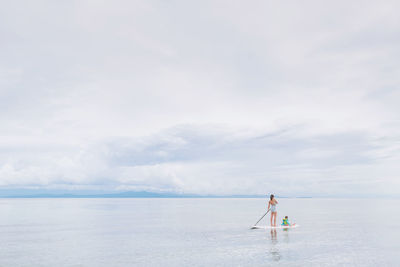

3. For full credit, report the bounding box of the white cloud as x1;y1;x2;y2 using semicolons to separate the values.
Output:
0;125;398;196
0;0;399;195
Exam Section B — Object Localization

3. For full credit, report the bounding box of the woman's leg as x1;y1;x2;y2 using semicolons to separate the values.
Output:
270;213;273;226
273;212;277;227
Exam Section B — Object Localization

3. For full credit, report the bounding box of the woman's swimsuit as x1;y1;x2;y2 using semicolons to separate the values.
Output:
270;202;277;212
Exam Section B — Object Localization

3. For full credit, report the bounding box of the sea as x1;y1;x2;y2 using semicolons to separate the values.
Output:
0;198;399;266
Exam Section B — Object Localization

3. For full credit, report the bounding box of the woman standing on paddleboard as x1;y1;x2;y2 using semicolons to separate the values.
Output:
268;194;278;227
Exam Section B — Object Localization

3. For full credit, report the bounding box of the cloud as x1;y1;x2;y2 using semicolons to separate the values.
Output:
0;0;399;195
0;124;398;196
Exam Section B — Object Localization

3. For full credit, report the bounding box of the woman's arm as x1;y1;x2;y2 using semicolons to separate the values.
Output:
267;201;270;210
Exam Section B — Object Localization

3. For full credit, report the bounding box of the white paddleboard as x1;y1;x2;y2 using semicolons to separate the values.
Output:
251;224;299;229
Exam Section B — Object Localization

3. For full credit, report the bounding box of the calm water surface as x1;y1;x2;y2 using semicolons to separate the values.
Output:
0;198;399;266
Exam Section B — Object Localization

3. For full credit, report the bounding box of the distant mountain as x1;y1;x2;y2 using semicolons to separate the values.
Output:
0;190;267;198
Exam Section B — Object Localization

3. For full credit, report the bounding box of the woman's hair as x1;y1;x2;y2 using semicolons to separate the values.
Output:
270;194;274;200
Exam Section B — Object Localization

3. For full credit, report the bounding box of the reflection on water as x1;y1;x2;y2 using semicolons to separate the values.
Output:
282;229;290;243
270;229;277;244
268;229;292;262
269;229;280;261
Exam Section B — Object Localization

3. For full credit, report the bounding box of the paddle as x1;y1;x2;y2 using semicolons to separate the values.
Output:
251;209;270;229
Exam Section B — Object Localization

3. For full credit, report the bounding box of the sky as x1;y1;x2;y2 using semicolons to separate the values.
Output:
0;0;399;196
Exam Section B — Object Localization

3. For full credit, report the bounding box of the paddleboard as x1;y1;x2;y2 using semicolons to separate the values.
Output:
251;224;299;229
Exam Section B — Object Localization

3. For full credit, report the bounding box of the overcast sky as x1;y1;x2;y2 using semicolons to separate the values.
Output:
1;0;399;196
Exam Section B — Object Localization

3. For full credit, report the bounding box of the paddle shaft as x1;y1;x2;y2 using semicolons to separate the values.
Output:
253;209;270;226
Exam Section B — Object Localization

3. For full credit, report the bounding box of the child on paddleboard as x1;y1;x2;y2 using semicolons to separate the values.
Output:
281;216;291;226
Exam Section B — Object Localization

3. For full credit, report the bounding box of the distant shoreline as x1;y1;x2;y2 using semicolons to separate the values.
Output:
0;191;312;199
